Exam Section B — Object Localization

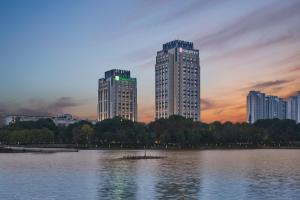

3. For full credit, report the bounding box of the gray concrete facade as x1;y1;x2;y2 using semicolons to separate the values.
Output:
98;69;137;122
155;40;200;121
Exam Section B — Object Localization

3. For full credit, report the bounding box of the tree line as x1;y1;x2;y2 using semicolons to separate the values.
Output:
0;115;300;148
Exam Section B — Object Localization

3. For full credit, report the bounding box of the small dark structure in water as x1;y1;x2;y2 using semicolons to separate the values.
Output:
122;155;166;159
122;150;166;160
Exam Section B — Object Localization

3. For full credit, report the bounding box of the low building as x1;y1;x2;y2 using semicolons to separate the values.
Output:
4;114;79;126
52;114;78;126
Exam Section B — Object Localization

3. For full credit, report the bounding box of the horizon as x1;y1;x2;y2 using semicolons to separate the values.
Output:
1;0;300;123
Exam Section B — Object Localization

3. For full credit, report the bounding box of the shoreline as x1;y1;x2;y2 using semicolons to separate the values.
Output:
0;145;78;153
1;144;300;153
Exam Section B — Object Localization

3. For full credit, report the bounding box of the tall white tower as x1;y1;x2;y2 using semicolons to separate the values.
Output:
155;40;200;121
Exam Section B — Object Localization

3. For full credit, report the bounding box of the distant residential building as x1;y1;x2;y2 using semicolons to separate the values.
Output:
265;96;287;120
247;91;289;123
247;91;266;123
298;91;300;123
286;91;300;123
278;99;287;120
5;114;78;126
287;96;298;122
155;40;200;121
98;69;137;122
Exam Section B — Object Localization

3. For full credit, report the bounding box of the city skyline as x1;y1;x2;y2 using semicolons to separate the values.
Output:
1;0;300;123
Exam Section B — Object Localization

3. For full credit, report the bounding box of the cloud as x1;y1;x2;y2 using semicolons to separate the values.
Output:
203;33;299;63
122;0;171;29
13;108;51;117
213;109;224;115
201;98;215;111
272;53;300;74
229;104;245;110
194;0;300;49
245;79;291;90
158;0;221;24
0;102;14;115
0;108;7;114
203;104;247;123
275;52;300;66
48;97;80;112
0;97;81;117
286;66;300;73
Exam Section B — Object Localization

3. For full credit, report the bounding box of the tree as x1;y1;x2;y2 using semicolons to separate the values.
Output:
81;124;93;144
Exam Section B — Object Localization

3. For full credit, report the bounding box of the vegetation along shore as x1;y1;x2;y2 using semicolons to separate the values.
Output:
0;115;300;151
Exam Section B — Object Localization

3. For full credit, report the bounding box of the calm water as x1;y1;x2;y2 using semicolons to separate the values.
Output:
0;150;300;200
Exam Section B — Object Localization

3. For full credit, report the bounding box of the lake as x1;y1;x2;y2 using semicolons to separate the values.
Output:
0;150;300;200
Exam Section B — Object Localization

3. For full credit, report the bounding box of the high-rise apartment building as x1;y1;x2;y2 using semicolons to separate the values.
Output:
247;91;287;123
278;99;287;120
98;69;137;122
289;91;300;123
265;96;287;120
155;40;200;121
297;91;300;123
287;96;298;122
247;91;266;123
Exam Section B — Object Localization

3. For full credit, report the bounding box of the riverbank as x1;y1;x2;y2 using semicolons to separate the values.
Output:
1;143;300;153
0;145;78;153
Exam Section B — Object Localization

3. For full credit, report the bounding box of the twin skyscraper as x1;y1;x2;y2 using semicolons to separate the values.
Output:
97;40;201;122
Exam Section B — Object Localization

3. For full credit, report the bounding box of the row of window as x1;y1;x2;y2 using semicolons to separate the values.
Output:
155;67;168;71
182;58;198;63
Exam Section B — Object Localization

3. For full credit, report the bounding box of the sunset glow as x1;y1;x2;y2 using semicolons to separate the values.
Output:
0;0;299;123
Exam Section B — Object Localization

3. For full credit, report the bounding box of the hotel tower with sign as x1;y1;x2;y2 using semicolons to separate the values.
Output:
155;40;201;121
98;69;137;122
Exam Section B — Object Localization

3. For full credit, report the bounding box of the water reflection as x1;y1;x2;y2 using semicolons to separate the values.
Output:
154;152;203;199
94;150;300;200
97;154;138;199
244;150;300;200
96;151;204;200
1;150;300;200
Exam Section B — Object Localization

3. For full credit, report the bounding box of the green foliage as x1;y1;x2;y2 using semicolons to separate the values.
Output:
64;120;92;143
0;116;300;147
0;129;54;144
72;124;94;144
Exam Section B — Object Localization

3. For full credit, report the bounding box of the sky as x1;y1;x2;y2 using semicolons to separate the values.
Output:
0;0;300;123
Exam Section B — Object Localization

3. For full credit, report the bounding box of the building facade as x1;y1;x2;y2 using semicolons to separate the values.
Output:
155;40;200;121
298;92;300;123
287;91;300;123
98;69;137;122
5;114;78;126
265;96;287;120
247;91;266;123
278;99;287;120
247;91;287;123
287;96;298;122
